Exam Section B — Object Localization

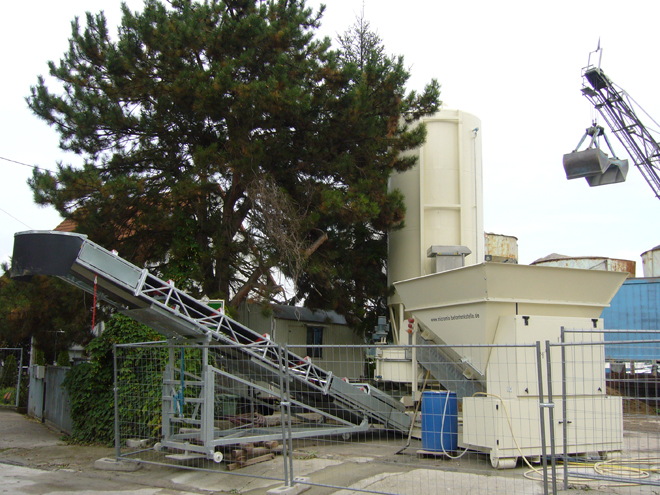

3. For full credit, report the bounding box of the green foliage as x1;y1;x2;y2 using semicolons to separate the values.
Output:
62;361;112;443
56;350;71;367
26;0;440;331
0;267;95;363
295;13;441;333
33;349;46;366
18;373;28;408
0;354;18;388
63;314;163;445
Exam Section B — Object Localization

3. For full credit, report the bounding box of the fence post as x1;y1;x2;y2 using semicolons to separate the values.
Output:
545;340;558;494
202;340;214;454
276;345;290;487
15;348;23;408
284;343;294;484
113;344;120;459
560;327;568;489
535;341;550;495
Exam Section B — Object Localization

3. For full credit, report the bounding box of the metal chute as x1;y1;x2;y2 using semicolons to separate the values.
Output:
563;124;628;187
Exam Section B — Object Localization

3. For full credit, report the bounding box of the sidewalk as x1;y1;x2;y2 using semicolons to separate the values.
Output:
1;408;609;495
0;408;279;494
0;408;401;495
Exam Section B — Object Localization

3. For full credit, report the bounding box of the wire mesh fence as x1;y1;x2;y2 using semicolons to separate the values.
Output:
548;331;660;493
0;347;23;408
113;333;660;495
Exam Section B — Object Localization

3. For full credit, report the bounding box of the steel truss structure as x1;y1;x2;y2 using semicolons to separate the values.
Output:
581;65;660;199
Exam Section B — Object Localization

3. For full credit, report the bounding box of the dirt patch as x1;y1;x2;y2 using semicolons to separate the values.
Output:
607;385;659;415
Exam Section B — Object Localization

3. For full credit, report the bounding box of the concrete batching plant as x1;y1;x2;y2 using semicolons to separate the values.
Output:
10;107;629;472
383;108;627;468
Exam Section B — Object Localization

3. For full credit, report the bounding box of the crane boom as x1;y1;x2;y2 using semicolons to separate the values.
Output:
581;66;660;200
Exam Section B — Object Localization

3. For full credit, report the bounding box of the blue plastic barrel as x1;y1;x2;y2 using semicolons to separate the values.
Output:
421;390;458;452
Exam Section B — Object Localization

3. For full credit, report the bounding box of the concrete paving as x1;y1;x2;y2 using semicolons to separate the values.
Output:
0;408;658;495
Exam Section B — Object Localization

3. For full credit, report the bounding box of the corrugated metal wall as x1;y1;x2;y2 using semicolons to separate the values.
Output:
43;366;72;434
601;277;660;360
27;365;72;434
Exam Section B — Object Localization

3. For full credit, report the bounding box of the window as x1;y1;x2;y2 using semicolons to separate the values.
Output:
306;326;323;358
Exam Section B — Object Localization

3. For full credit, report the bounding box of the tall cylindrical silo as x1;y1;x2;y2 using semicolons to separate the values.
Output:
641;245;660;277
388;108;484;307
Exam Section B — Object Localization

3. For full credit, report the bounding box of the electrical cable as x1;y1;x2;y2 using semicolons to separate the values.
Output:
0;205;32;229
439;389;469;459
470;391;660;488
395;370;431;455
0;156;55;229
472;392;538;470
612;85;660;136
0;156;50;171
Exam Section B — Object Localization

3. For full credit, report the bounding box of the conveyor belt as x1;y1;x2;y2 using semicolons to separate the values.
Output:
12;231;410;432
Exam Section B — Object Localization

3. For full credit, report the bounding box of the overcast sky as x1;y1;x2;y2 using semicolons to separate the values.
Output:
2;1;658;276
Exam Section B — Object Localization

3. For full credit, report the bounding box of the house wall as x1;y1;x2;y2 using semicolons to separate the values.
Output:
235;304;365;380
235;304;274;336
276;319;365;381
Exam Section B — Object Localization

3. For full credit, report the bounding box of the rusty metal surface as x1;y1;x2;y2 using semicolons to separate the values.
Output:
484;233;518;263
531;255;635;278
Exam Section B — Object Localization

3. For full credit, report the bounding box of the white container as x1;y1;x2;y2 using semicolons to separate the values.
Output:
641;245;660;277
388;109;483;306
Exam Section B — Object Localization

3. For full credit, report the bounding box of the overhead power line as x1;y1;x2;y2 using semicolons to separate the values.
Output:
0;156;49;230
0;206;32;229
0;156;51;172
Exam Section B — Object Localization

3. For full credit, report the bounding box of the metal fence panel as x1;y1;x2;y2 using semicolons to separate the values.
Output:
115;342;290;484
43;366;72;433
551;331;660;493
285;343;548;495
115;341;550;495
28;366;44;419
114;336;660;495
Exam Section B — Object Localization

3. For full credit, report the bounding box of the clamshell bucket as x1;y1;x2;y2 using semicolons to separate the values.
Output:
563;148;628;186
585;156;628;186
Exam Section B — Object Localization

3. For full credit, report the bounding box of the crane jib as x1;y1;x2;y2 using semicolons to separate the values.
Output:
566;63;660;199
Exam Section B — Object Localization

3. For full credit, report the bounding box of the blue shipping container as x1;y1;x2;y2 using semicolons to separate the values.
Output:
601;277;660;361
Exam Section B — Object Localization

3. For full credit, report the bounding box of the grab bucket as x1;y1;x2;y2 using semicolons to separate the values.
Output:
421;390;458;452
563;148;610;179
563;148;628;186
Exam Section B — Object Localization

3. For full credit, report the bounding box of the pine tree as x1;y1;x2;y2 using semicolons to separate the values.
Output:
293;11;441;331
26;0;440;330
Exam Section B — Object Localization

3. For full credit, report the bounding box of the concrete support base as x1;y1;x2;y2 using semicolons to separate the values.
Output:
266;477;311;495
94;458;141;472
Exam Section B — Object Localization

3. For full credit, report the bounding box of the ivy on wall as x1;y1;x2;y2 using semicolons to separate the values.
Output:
62;314;164;445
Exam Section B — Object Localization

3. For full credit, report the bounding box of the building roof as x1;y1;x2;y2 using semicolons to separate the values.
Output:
53;218;77;232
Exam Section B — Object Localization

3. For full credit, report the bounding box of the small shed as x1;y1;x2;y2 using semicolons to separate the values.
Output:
236;303;365;380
